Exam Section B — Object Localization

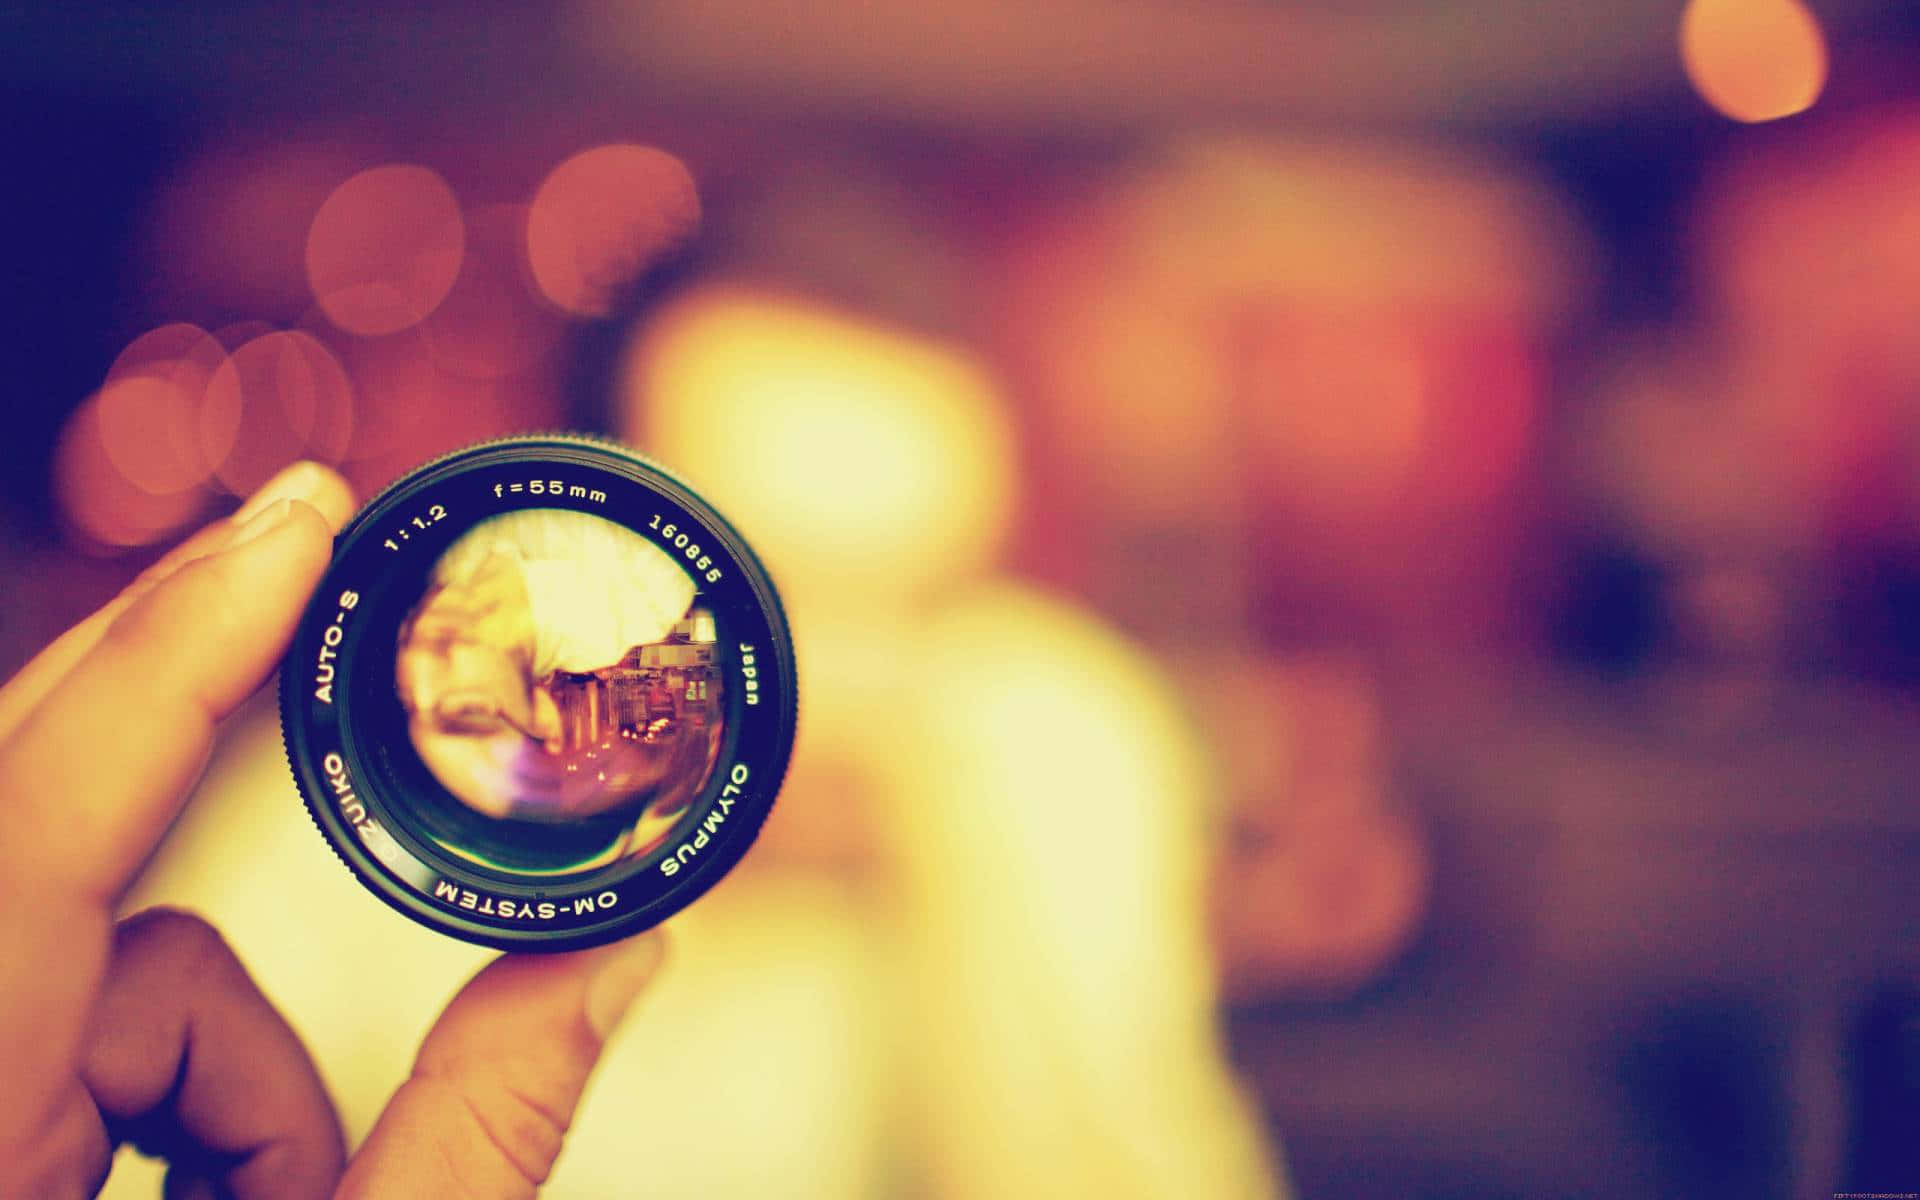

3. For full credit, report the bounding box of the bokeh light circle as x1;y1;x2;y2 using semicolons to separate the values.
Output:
56;395;211;551
628;286;1017;602
527;144;700;317
99;323;229;494
306;164;465;335
199;330;355;495
1680;0;1827;124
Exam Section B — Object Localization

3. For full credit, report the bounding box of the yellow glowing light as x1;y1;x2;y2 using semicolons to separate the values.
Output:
887;583;1281;1200
306;164;465;335
628;286;1016;603
1681;0;1827;124
527;144;700;318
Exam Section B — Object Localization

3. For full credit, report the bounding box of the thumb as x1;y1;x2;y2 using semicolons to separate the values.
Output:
339;932;666;1200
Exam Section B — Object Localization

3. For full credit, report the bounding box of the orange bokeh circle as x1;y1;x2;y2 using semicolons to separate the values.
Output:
527;144;699;318
99;323;229;494
199;330;355;495
306;164;465;336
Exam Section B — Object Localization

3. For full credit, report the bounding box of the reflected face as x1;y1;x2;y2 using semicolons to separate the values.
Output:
398;600;545;740
395;508;725;834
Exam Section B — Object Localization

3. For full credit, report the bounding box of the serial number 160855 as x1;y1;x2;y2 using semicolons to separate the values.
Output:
648;515;724;583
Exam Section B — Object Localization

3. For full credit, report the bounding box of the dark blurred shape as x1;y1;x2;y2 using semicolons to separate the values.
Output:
1229;673;1920;1199
1844;983;1920;1191
0;88;188;543
1615;992;1786;1196
1552;544;1663;671
1830;548;1920;687
142;137;373;321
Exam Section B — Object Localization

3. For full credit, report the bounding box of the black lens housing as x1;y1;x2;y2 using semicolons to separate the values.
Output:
280;435;796;950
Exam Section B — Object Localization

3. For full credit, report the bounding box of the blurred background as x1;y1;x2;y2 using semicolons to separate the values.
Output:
5;2;1920;1197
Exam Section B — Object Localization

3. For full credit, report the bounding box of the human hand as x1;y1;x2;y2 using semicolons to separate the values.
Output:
0;462;666;1199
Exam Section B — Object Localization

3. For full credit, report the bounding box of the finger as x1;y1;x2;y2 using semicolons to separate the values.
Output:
0;494;337;1138
0;495;336;902
0;462;355;743
341;933;667;1200
82;908;346;1200
0;518;234;745
0;1081;115;1200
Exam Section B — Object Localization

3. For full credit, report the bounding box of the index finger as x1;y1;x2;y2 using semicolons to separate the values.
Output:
0;497;335;901
0;482;343;1139
0;461;355;743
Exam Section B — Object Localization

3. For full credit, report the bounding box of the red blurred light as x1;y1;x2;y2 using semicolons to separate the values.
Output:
104;322;227;387
99;323;228;495
526;144;699;317
334;325;562;497
56;396;210;552
306;164;465;336
199;330;355;495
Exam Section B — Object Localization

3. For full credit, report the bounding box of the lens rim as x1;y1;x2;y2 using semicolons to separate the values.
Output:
280;435;796;950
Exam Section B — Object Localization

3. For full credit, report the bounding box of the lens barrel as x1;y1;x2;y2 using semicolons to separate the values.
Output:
280;435;796;950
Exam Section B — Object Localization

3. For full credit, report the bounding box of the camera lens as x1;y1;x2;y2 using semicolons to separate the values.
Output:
280;435;796;950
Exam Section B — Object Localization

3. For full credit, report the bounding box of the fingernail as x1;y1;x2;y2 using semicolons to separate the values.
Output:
233;461;332;526
230;497;298;549
583;931;667;1040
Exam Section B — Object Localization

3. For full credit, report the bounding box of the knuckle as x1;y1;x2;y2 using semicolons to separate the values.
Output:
117;905;233;970
164;557;250;631
110;557;245;653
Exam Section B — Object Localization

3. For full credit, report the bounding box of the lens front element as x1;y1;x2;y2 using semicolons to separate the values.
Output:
281;437;795;949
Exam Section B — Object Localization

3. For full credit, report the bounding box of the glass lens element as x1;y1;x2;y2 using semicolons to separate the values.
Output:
395;508;724;867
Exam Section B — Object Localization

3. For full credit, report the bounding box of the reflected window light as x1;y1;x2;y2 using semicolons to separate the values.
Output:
306;164;465;336
526;144;700;318
1681;0;1827;124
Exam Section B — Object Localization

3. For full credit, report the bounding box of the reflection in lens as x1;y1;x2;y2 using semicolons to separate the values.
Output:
395;508;724;869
